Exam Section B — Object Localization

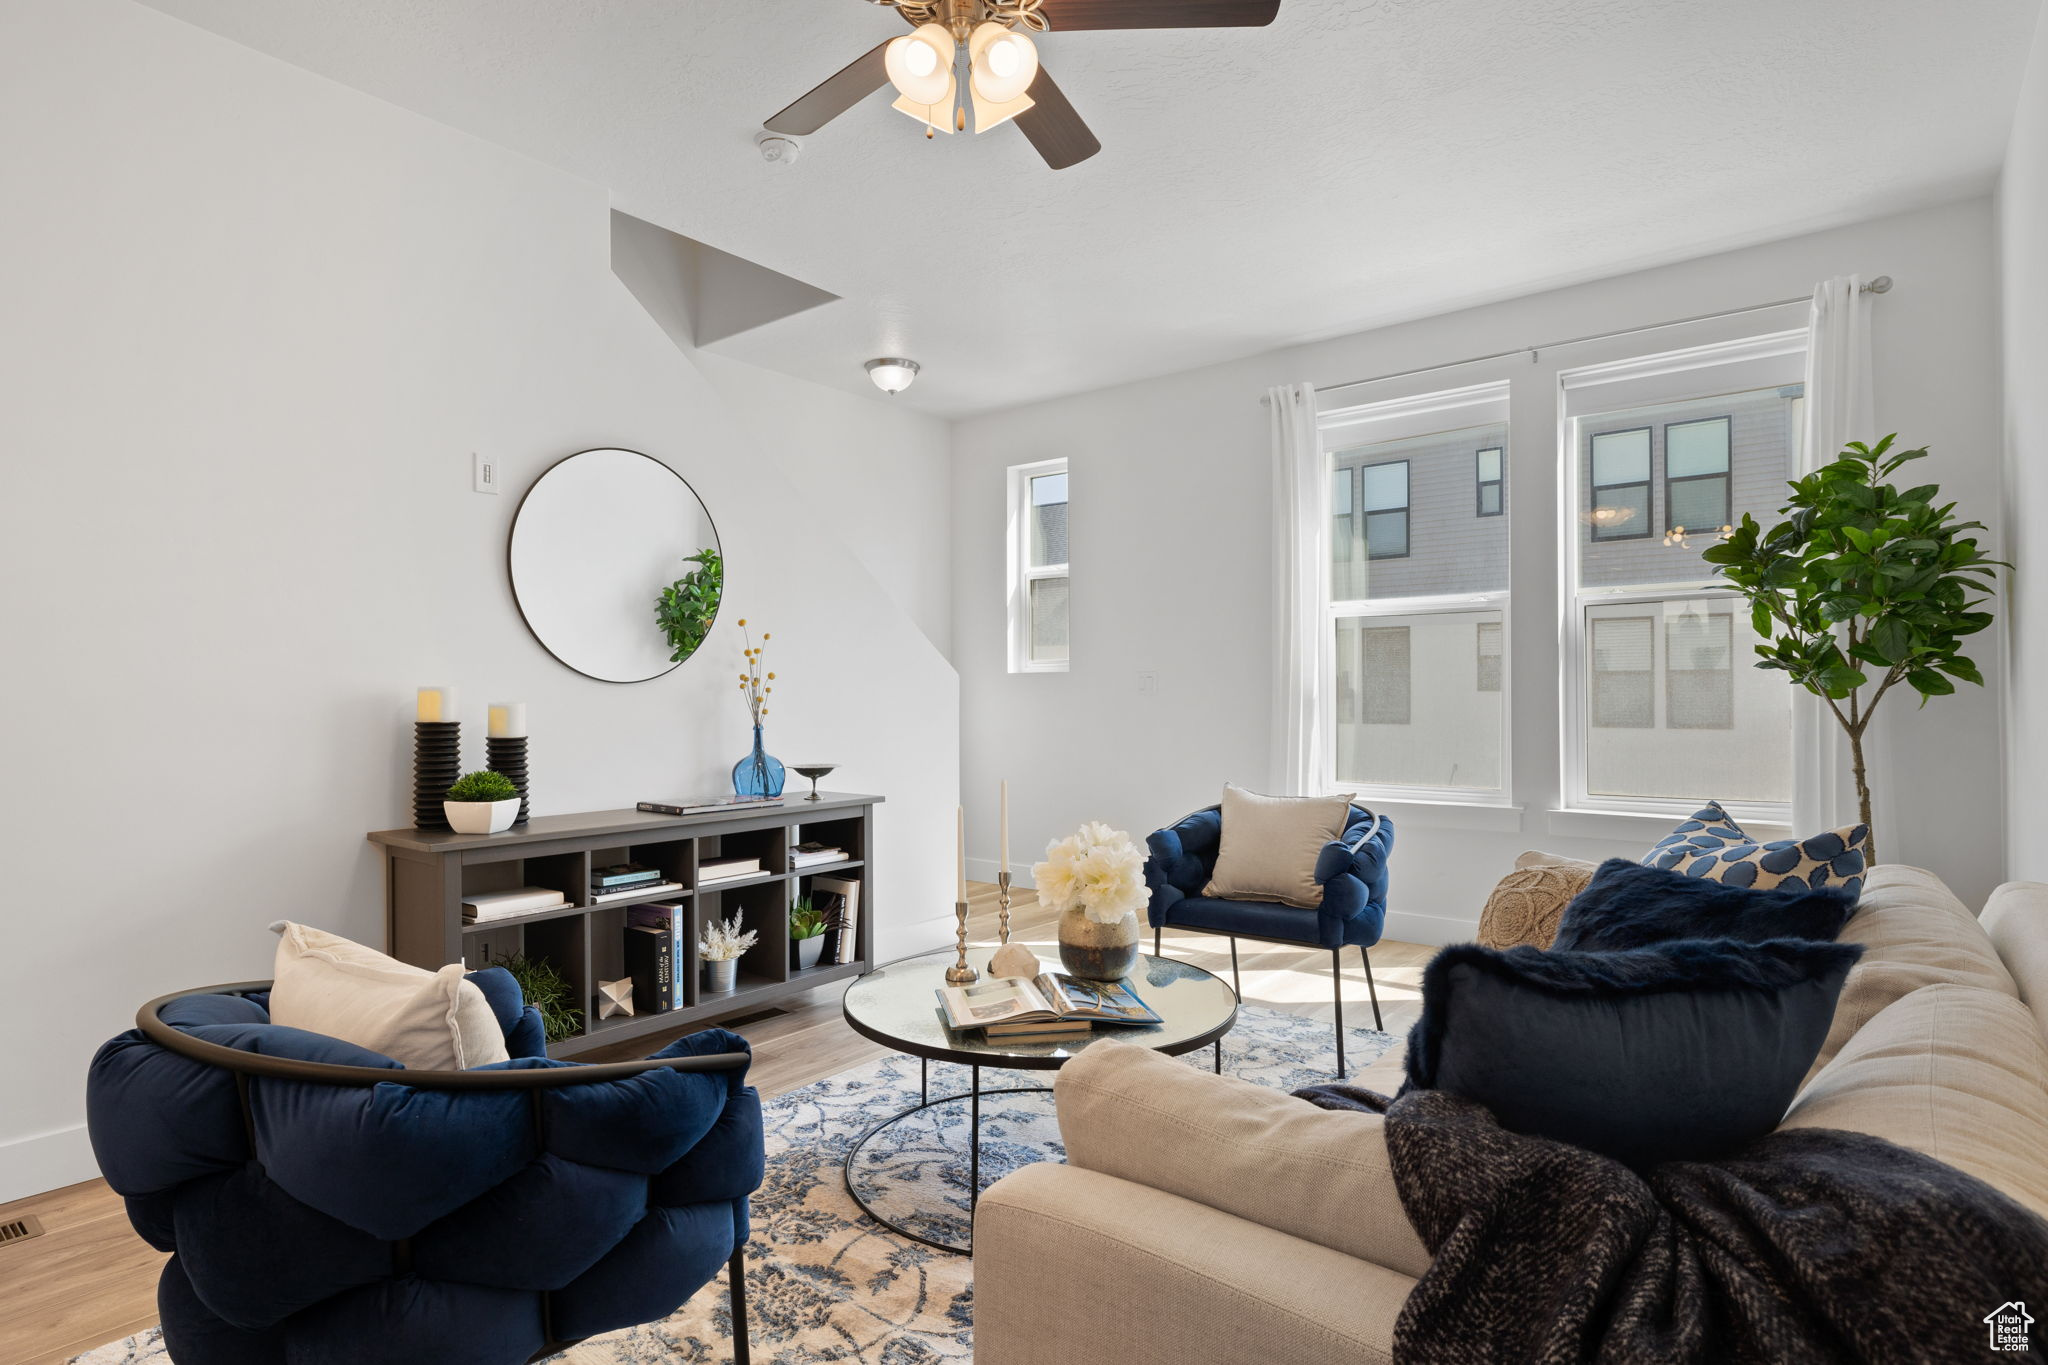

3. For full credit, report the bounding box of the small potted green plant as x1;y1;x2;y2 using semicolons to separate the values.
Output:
699;911;757;994
444;770;521;835
789;896;829;971
495;953;582;1045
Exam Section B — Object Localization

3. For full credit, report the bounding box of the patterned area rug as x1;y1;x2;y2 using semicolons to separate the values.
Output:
73;1004;1393;1364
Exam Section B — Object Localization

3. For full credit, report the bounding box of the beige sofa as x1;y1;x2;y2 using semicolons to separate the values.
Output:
973;866;2048;1365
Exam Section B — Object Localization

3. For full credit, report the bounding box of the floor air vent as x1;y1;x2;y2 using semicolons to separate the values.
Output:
0;1213;45;1246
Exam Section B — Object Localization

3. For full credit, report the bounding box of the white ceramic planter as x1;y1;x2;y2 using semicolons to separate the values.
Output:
444;798;521;835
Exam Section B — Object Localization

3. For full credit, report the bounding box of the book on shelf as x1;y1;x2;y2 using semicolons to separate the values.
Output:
591;880;683;904
592;863;663;888
636;795;782;817
791;842;847;868
935;973;1161;1035
624;904;680;1014
462;886;571;922
698;856;761;884
812;875;860;965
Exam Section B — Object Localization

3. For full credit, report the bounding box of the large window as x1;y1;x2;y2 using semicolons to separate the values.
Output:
1562;334;1805;817
1009;459;1069;672
1321;383;1509;799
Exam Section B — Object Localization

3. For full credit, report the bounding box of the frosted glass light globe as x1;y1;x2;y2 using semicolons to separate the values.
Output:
886;24;956;107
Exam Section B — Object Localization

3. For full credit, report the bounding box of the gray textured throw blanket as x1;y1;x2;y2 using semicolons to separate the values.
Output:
1295;1084;2048;1364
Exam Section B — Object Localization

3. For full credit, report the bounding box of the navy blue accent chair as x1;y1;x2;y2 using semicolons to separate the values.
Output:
86;967;763;1365
1145;804;1393;1077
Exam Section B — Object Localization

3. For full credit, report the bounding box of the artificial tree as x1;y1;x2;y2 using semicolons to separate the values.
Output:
1703;435;2002;863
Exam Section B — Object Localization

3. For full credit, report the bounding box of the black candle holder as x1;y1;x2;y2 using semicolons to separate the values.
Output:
413;721;461;831
487;735;530;825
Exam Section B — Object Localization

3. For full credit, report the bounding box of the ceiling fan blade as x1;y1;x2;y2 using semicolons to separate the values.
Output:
1014;67;1101;170
1036;0;1280;30
764;39;893;135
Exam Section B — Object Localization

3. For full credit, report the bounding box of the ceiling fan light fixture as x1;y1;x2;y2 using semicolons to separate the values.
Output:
890;77;957;133
865;357;921;394
885;24;957;106
968;22;1039;104
970;86;1035;134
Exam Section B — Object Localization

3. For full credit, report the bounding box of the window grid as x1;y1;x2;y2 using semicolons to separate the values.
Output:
1663;415;1732;534
1589;426;1654;542
1475;447;1504;518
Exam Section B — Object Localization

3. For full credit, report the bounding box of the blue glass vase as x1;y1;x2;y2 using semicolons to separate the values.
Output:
733;724;785;799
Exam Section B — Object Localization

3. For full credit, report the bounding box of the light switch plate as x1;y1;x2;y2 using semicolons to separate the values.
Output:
1137;671;1159;696
473;451;500;495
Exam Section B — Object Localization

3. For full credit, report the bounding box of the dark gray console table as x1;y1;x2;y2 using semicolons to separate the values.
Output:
368;793;881;1058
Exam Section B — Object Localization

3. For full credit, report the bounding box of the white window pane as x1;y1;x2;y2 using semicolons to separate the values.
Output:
1479;483;1503;516
1030;487;1068;567
1335;608;1504;791
1365;509;1408;559
1591;428;1650;485
1590;484;1650;539
1666;418;1731;477
1361;462;1408;512
1668;476;1729;533
1030;472;1068;505
1477;447;1503;482
1331;469;1353;515
1029;577;1069;662
1476;620;1503;693
1327;422;1507;600
1584;599;1789;801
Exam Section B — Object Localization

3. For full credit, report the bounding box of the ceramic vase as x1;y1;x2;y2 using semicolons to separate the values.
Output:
1057;906;1141;981
443;798;521;835
793;935;825;971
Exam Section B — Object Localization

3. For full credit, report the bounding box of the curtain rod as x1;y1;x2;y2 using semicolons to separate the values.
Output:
1296;275;1893;402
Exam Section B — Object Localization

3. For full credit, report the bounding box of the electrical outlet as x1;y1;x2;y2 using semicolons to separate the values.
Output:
1136;671;1159;696
473;451;500;495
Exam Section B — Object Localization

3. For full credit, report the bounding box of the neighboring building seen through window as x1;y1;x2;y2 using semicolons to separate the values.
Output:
1009;460;1070;671
1476;446;1504;517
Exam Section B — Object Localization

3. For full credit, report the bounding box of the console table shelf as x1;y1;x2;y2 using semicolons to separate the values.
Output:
368;793;881;1059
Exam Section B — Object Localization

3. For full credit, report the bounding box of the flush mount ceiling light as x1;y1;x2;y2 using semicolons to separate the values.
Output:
764;0;1282;170
865;358;922;394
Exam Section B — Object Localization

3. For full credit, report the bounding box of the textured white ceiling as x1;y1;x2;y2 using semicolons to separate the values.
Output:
136;0;2041;416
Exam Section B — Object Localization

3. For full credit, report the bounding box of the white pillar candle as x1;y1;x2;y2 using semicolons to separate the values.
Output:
416;686;457;723
999;780;1009;876
957;805;966;903
487;702;528;738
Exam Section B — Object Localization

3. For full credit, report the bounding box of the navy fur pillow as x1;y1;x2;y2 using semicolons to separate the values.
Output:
1404;938;1862;1167
1552;857;1857;952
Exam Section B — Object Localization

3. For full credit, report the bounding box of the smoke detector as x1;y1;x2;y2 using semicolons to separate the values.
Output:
755;132;802;166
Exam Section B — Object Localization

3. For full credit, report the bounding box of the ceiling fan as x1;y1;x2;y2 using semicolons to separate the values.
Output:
763;0;1282;170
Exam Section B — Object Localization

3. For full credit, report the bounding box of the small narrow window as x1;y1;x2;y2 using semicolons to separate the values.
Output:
1590;615;1654;727
1362;460;1410;559
1475;620;1503;692
1664;416;1732;534
1009;459;1069;672
1475;446;1504;517
1589;428;1652;541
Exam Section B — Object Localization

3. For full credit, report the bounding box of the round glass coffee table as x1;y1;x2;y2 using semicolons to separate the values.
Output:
840;948;1238;1253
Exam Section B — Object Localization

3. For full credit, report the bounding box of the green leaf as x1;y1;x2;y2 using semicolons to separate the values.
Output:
1938;656;1985;686
1907;668;1955;698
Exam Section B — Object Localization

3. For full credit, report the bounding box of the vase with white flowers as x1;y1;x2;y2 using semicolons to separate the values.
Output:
1033;822;1149;981
699;911;757;995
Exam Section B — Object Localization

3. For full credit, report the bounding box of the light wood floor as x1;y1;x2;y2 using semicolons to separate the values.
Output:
0;883;1435;1365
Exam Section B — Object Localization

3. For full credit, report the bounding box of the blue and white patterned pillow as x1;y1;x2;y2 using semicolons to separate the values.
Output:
1643;801;1869;897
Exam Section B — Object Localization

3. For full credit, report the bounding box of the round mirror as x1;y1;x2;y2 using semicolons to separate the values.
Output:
508;449;723;683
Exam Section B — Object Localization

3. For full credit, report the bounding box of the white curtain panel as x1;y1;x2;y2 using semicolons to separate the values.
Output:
1794;276;1877;836
1269;382;1328;795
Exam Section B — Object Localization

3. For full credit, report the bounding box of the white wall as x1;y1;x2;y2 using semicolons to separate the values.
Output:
2003;12;2048;878
0;0;958;1203
955;198;2008;938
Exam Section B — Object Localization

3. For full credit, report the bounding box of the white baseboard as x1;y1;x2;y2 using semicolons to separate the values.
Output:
0;1122;100;1205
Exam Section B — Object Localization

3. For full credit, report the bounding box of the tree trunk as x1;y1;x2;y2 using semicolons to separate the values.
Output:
1847;724;1876;865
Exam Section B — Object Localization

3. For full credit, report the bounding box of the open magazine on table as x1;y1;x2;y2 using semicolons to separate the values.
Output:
935;972;1161;1032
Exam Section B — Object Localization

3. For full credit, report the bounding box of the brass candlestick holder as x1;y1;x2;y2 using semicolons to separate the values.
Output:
945;898;978;984
996;871;1012;946
986;871;1042;978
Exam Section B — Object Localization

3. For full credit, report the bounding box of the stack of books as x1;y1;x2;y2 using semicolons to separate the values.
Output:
698;856;761;886
791;841;847;869
591;863;682;904
624;902;685;1014
935;972;1162;1044
463;886;569;924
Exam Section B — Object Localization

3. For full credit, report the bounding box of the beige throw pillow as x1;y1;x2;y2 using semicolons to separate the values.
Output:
1202;785;1354;909
269;921;509;1070
1475;851;1598;950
